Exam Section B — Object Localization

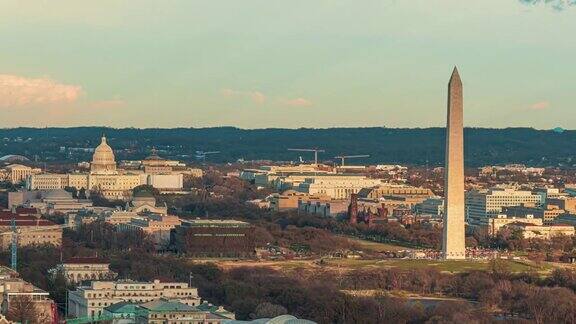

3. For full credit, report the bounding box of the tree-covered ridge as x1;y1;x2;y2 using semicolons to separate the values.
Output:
0;127;572;166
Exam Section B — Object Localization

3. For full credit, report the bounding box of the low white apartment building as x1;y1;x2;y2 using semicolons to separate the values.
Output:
466;188;541;226
67;279;200;318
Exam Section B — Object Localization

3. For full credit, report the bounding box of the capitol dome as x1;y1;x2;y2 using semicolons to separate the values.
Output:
90;136;117;174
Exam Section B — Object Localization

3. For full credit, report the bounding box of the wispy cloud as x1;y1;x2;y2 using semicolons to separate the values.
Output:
282;98;313;107
221;88;266;104
221;88;312;108
529;101;550;110
0;74;82;107
519;0;576;11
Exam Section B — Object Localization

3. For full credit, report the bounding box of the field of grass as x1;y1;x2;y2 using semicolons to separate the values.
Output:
321;258;552;273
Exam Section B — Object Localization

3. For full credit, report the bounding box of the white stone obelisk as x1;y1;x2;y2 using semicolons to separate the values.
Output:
442;67;466;260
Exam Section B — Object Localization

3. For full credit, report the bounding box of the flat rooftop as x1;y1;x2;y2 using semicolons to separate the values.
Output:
180;219;251;227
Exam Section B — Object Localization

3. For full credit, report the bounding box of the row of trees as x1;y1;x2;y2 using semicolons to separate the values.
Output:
326;264;576;323
10;220;576;322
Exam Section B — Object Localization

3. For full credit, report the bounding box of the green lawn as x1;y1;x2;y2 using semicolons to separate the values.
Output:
322;258;551;273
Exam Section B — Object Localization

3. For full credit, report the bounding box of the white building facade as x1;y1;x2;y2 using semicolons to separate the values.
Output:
67;279;201;318
27;136;184;200
466;188;542;226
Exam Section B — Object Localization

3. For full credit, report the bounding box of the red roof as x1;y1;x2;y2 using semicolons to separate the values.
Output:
15;208;39;215
0;214;39;221
0;219;56;226
0;212;19;218
64;257;109;264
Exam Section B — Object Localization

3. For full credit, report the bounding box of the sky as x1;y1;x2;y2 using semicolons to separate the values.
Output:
0;0;575;129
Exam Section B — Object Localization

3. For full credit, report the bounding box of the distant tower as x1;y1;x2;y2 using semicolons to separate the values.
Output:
349;194;358;224
442;67;466;260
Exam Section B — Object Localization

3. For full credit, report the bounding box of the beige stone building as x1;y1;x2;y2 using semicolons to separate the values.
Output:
67;279;201;318
0;266;55;323
268;190;331;211
548;197;576;214
240;164;332;187
357;184;433;200
9;189;93;214
487;214;543;236
295;175;384;199
503;204;565;225
126;194;169;215
298;198;349;218
0;213;62;250
508;223;575;239
27;136;184;200
49;257;117;284
0;164;41;184
117;214;181;249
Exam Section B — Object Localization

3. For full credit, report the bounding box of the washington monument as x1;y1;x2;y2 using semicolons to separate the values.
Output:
442;67;466;259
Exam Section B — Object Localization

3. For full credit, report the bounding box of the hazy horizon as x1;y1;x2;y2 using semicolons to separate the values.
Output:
1;0;574;129
0;125;569;131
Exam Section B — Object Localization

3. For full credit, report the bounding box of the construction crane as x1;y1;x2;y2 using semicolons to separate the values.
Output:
10;218;16;270
195;150;220;161
334;154;370;167
287;148;325;165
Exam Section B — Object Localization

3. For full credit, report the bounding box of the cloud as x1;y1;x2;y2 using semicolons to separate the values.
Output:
0;74;83;107
519;0;576;11
529;101;550;110
282;98;312;107
221;88;266;104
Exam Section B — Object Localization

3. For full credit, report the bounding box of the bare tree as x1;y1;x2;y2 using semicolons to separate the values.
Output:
6;295;49;324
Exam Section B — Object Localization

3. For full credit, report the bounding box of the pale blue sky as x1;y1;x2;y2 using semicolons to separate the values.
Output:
0;0;574;128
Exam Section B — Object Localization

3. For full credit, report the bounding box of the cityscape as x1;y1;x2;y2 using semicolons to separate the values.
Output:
1;1;576;323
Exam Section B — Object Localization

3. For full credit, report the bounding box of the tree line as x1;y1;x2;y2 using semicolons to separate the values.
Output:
0;127;574;166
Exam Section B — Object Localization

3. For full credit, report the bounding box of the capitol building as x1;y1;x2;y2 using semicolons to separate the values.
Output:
27;136;185;200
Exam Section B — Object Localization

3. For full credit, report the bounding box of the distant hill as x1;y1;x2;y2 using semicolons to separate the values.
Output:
0;127;573;167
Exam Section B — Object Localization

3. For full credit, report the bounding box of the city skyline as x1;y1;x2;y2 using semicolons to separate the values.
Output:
1;0;575;129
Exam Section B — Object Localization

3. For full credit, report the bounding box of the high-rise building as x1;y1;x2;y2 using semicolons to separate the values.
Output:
442;67;466;260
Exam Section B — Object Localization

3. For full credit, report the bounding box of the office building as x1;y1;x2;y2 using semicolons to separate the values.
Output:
67;279;201;318
503;205;565;225
173;219;255;258
0;213;62;250
487;214;543;236
49;257;117;284
466;187;541;226
415;197;444;218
